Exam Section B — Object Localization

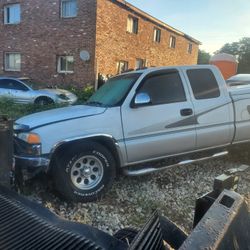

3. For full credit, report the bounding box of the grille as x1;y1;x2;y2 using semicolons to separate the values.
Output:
0;190;104;250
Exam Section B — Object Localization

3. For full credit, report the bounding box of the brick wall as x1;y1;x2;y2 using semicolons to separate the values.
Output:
0;0;199;88
96;0;199;76
0;0;97;87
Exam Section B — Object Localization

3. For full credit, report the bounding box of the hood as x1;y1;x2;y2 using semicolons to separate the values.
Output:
15;105;106;131
37;88;76;98
41;88;74;95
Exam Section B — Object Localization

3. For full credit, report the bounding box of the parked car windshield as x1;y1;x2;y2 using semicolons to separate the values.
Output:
21;79;38;90
86;73;141;107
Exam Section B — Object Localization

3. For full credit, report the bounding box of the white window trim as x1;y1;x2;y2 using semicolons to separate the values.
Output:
188;43;193;54
127;16;138;34
61;0;77;18
127;16;132;33
4;52;21;72
153;28;161;43
169;35;176;49
57;56;74;74
4;4;21;25
117;61;128;74
136;58;146;70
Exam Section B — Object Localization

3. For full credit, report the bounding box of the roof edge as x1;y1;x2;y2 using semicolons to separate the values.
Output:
113;0;202;45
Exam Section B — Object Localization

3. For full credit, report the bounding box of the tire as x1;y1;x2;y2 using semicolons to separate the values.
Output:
53;142;116;202
35;96;54;105
113;228;139;245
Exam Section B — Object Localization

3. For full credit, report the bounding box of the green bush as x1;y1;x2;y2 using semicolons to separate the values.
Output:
0;98;64;120
66;85;95;103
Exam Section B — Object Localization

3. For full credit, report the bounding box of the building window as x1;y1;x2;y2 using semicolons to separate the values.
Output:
136;59;146;70
169;36;176;48
153;28;161;43
127;16;138;34
188;43;193;54
117;61;128;74
4;4;21;24
58;56;74;73
61;0;77;18
5;53;21;71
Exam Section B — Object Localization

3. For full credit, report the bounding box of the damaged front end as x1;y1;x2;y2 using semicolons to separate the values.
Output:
14;123;50;182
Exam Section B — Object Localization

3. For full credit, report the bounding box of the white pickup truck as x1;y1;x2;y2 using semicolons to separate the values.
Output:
14;65;250;202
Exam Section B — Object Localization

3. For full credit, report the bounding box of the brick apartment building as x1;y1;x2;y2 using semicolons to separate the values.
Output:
0;0;200;88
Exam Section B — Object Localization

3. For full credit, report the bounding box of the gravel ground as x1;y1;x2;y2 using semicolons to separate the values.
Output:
23;149;250;236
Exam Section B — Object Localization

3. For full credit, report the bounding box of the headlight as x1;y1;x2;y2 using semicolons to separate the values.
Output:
18;132;41;144
57;94;70;100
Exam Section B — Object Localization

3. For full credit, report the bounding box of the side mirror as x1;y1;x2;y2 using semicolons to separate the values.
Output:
132;92;151;108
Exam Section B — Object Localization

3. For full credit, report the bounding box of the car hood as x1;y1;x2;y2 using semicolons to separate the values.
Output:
37;88;77;98
15;105;106;131
40;88;73;95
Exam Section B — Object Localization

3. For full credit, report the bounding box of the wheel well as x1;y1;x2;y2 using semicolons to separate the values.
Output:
35;96;54;103
50;137;121;171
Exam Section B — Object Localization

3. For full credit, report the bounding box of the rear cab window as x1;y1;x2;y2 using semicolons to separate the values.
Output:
187;69;220;99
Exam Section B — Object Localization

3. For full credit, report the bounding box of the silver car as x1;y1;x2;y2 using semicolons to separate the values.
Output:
0;77;78;105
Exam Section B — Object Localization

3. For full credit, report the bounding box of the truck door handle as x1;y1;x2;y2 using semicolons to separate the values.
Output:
180;108;193;116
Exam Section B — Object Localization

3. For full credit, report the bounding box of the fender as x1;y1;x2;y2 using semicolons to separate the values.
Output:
50;133;125;168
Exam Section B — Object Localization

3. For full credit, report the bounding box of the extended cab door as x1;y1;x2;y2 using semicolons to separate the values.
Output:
121;69;196;163
184;67;234;149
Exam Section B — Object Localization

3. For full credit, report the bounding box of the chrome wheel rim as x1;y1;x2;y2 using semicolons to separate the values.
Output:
70;155;104;190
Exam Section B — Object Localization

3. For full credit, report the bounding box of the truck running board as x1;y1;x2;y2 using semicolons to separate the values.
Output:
123;151;228;176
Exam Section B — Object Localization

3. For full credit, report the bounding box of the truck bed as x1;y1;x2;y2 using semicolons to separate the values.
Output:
0;185;126;250
229;85;250;143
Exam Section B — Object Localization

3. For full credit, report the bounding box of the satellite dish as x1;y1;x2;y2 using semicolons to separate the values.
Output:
80;50;90;61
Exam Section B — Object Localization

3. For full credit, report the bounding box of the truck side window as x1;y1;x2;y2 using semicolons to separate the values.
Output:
138;71;186;105
187;69;220;99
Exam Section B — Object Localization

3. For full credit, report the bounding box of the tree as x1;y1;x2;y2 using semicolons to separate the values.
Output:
218;37;250;73
198;50;211;64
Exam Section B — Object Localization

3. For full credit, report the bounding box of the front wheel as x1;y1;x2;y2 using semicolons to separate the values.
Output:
35;96;54;105
53;142;116;202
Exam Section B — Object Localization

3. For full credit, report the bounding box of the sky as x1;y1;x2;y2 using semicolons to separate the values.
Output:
126;0;250;54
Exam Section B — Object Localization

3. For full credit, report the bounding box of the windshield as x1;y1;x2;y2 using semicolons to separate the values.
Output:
86;73;141;107
21;79;39;90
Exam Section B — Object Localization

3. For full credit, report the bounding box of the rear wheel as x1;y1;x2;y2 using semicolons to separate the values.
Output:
53;142;116;202
35;96;54;105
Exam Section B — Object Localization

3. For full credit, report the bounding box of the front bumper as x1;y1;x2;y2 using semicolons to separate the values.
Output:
57;95;78;105
14;136;50;179
15;155;50;181
14;132;51;181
